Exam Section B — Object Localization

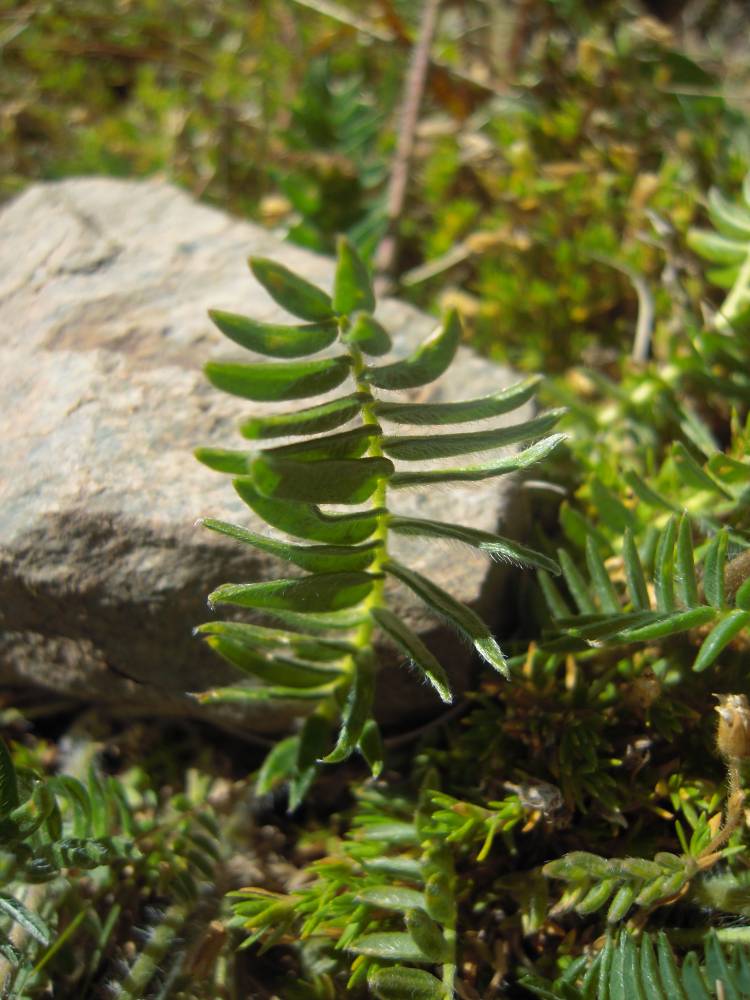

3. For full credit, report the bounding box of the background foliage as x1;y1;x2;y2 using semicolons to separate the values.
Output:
4;0;750;996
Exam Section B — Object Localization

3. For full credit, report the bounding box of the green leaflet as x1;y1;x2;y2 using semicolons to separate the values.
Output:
263;607;369;632
676;515;700;607
373;376;541;425
197;682;340;704
195;621;357;661
693;609;750;672
261;425;379;462
358;719;384;777
388;516;560;574
389;434;565;487
623;528;651;611
348;932;434;963
672;442;732;498
208;572;378;613
345;311;392;356
234;478;383;543
205;635;344;687
199;518;381;572
249;257;335;321
368;967;448;1000
381;409;564;461
322;650;375;763
333;236;375;314
363;310;461;390
208;309;337;358
252;453;394;504
708;185;750;238
613;606;716;642
654;516;678;613
195;447;249;475
372;607;453;703
355;886;426;913
239;392;367;440
204;355;351;402
686;229;748;265
385;559;508;677
703;530;729;609
0;894;50;947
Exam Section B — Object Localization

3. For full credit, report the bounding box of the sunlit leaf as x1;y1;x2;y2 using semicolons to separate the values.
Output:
374;376;540;425
363;310;461;390
234;478;383;543
385;560;507;676
208;309;337;357
204;355;350;402
252;453;393;504
239;392;367;440
333;236;375;314
261;425;378;462
373;607;452;703
368;966;448;1000
345;311;391;355
208;572;378;613
250;257;334;321
196;620;357;661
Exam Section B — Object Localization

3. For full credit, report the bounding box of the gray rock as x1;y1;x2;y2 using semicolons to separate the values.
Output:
0;178;533;736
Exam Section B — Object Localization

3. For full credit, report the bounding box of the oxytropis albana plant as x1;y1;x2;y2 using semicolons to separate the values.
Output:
194;238;563;802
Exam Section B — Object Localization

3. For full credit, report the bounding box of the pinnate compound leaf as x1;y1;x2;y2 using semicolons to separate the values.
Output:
204;355;350;402
333;236;375;314
345;311;392;355
208;572;377;613
374;376;541;425
381;409;564;461
389;516;560;574
261;425;378;462
239;392;367;440
252;454;393;504
693;610;750;672
249;257;334;321
385;560;508;677
322;651;375;764
368;966;448;1000
208;309;337;358
390;434;565;488
373;607;453;703
234;478;382;543
200;518;380;572
363;310;461;390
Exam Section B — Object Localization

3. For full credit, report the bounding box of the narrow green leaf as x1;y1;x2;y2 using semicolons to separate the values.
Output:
708;187;750;238
390;434;565;488
0;740;19;819
680;951;712;1000
348;932;433;963
606;885;637;923
405;909;449;962
239;392;367;440
197;682;339;704
204;636;344;687
566;610;657;641
200;518;380;572
539;571;572;618
208;572;377;613
676;516;700;607
672;443;732;499
576;878;619;915
355;887;425;913
385;559;508;677
590;479;635;534
374;376;541;425
687;229;748;265
252;454;393;504
261;607;368;632
656;933;689;1000
249;257;334;321
368;966;448;1000
654;516;678;613
703;530;729;609
289;714;332;811
623;529;651;611
333;236;375;314
624;471;679;512
322;651;375;763
358;719;384;777
204;355;350;402
559;549;596;615
196;620;356;661
0;894;50;947
363;310;461;390
345;311;391;355
373;607;453;703
195;447;248;475
693;610;750;672
256;737;299;795
585;537;620;614
261;425;378;462
388;516;560;574
381;409;563;461
707;454;750;484
208;309;337;358
614;606;716;642
736;575;750;610
234;478;382;543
